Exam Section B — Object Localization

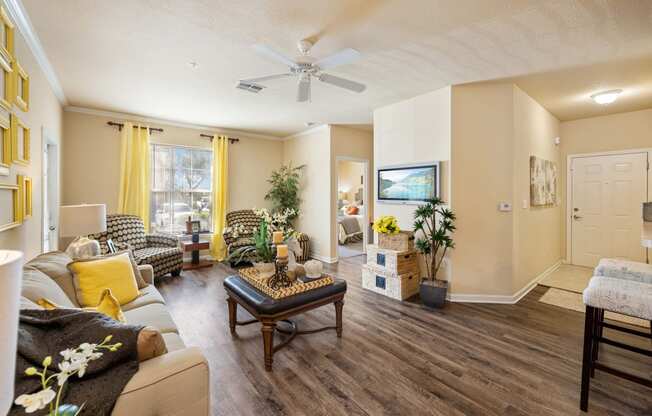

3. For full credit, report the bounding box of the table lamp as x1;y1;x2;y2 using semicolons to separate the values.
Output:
0;250;23;415
60;204;107;259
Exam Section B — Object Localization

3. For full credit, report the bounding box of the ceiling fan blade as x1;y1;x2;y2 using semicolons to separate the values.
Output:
318;73;366;93
252;44;298;68
241;73;293;84
314;48;361;70
297;75;311;102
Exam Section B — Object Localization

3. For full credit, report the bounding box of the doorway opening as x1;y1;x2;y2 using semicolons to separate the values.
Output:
42;129;59;252
336;158;368;259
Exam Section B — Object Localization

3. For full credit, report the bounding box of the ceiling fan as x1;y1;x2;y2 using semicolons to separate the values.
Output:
237;40;366;102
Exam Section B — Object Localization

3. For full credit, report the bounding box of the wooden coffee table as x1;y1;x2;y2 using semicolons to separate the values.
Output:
223;275;347;371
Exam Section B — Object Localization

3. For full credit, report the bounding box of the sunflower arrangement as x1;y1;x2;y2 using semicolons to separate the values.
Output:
372;215;400;235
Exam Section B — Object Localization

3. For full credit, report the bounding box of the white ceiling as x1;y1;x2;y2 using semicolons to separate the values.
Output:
23;0;652;136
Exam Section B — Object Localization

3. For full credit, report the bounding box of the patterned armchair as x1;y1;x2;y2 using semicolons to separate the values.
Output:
223;209;310;264
90;214;183;279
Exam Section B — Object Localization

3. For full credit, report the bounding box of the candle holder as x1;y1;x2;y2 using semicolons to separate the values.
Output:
268;256;292;290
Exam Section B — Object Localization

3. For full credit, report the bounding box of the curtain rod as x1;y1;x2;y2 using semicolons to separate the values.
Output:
199;133;239;144
107;121;164;133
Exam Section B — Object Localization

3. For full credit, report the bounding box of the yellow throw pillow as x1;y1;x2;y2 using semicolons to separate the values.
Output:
38;288;126;322
68;252;140;307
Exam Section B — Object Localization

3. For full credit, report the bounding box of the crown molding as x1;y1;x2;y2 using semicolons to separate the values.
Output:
5;0;67;104
281;124;330;141
64;105;284;141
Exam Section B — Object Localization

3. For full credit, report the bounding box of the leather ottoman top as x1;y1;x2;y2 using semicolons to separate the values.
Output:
224;275;347;316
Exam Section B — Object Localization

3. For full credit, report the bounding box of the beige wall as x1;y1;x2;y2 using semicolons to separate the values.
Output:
330;125;373;259
559;108;652;258
512;86;561;292
62;109;283;214
451;83;516;295
282;125;332;260
0;4;63;260
373;86;452;231
337;160;364;203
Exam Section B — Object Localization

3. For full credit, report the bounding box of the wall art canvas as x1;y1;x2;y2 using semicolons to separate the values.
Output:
530;156;557;206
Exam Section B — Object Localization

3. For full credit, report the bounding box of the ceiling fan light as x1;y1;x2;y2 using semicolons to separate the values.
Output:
591;89;622;105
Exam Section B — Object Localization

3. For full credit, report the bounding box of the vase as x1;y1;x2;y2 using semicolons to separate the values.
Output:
253;262;275;278
420;279;448;308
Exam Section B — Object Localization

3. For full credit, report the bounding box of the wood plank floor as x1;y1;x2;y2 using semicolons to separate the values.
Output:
157;256;652;416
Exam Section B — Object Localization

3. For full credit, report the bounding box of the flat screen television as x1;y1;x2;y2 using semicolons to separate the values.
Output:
377;163;439;202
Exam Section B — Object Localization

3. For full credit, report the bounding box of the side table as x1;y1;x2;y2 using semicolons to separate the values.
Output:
181;240;213;270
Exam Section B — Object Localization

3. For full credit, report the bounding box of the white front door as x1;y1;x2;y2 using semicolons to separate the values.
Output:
571;152;648;267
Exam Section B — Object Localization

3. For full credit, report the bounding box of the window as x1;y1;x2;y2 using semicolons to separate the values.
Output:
150;144;212;234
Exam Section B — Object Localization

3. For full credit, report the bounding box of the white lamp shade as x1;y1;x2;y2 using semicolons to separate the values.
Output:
59;204;107;237
0;250;23;414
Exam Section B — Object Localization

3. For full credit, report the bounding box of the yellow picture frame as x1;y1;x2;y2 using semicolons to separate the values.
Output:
0;6;14;62
0;114;9;174
0;182;20;232
21;175;32;219
0;52;11;111
10;113;29;165
13;60;28;111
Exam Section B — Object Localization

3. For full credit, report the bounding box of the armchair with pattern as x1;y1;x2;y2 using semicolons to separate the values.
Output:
90;214;183;279
223;209;310;264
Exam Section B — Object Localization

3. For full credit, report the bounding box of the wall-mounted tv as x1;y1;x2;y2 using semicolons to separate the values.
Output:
377;163;439;203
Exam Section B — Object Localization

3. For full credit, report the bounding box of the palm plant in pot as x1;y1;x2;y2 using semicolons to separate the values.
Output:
413;197;456;308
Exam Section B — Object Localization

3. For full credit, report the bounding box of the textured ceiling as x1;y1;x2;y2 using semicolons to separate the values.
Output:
23;0;652;136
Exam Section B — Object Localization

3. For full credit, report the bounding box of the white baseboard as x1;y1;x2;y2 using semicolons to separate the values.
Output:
448;260;562;304
311;254;338;264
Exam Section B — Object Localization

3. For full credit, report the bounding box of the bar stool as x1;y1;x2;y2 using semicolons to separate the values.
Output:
580;275;652;412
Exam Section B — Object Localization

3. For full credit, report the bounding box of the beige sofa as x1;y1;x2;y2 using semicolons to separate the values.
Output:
19;251;210;416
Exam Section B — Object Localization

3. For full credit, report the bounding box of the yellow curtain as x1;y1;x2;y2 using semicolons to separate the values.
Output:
117;122;151;231
210;135;229;260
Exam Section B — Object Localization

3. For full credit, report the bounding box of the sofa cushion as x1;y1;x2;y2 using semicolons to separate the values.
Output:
123;303;178;334
122;285;166;311
20;296;44;310
134;246;182;265
161;333;186;352
68;252;140;307
24;251;77;303
21;267;76;308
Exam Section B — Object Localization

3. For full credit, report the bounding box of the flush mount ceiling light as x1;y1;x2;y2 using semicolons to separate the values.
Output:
188;61;199;69
591;89;622;105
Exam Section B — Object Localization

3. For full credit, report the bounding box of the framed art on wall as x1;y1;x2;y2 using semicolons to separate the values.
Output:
0;182;20;232
0;6;14;63
10;113;29;165
0;52;11;111
13;60;28;111
0;115;9;176
21;175;32;219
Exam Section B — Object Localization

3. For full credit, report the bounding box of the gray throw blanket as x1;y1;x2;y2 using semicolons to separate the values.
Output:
10;309;143;416
340;216;361;235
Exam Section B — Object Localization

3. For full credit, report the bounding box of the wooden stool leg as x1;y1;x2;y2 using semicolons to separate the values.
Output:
334;300;344;338
227;297;237;335
591;308;604;377
580;306;595;412
262;321;276;371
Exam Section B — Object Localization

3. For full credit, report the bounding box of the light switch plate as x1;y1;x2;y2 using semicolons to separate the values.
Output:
498;202;512;212
522;199;528;209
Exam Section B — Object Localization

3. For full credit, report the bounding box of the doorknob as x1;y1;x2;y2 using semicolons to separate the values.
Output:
573;215;583;220
49;226;56;231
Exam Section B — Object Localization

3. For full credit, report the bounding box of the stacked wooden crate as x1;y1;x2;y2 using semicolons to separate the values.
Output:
362;244;419;300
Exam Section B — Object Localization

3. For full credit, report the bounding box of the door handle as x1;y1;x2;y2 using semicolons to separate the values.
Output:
49;226;56;231
573;215;583;220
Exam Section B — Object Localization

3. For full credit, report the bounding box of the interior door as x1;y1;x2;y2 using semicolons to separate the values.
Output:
571;152;648;267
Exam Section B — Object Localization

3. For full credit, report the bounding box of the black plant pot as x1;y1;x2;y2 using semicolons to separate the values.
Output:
420;280;448;308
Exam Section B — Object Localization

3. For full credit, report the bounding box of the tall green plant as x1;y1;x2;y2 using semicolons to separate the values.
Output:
265;163;305;221
413;197;456;281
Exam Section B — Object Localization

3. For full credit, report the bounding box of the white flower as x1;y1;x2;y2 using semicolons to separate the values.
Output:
60;348;75;361
15;388;56;413
56;371;69;386
79;343;97;354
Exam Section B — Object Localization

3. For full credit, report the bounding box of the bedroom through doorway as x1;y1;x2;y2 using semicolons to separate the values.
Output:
336;159;368;259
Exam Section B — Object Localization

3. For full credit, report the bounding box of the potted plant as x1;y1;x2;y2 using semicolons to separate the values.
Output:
413;197;456;308
265;163;305;224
